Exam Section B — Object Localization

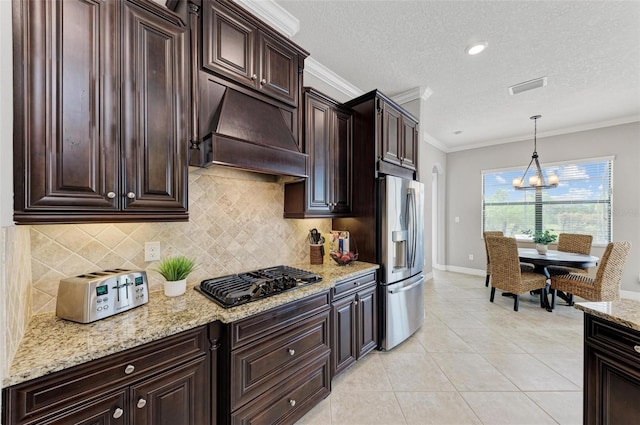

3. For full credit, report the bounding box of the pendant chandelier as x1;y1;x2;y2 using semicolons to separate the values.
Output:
512;115;559;190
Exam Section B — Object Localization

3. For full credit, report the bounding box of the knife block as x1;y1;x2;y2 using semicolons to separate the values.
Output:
310;244;324;265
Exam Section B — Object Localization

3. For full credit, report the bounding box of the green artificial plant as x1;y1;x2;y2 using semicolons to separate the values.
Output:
155;255;196;281
524;229;558;245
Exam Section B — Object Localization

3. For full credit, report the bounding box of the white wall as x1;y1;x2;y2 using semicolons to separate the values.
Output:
446;122;640;293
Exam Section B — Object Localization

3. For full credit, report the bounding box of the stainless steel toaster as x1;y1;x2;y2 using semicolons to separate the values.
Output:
56;269;149;323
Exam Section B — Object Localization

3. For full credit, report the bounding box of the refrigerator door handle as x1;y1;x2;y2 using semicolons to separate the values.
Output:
388;279;423;294
407;188;417;268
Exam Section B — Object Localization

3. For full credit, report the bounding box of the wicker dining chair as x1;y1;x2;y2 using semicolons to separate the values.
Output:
483;231;503;287
549;241;631;308
486;236;548;311
547;233;594;276
484;231;534;287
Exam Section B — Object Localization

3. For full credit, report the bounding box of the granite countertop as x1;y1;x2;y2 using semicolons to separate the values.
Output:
575;299;640;332
3;261;379;388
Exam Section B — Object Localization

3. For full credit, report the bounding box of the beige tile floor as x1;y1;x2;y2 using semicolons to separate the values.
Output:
296;270;584;425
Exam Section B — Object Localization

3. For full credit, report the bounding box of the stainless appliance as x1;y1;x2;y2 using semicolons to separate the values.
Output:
196;265;322;308
379;175;425;350
56;269;149;324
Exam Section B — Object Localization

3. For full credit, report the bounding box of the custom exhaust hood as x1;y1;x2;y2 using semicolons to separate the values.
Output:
191;83;308;180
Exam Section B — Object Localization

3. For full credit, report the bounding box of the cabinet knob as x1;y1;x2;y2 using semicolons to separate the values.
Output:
107;191;116;199
251;74;257;81
113;408;124;419
354;300;359;306
260;78;267;85
288;348;295;356
289;399;296;407
124;364;135;374
126;192;136;199
137;398;147;409
634;345;640;354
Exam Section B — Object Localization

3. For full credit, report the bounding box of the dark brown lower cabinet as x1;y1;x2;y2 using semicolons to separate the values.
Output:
331;271;377;377
1;327;210;425
217;291;332;424
584;314;640;424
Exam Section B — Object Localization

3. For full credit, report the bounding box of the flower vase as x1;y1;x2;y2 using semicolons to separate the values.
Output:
535;244;548;255
164;278;187;297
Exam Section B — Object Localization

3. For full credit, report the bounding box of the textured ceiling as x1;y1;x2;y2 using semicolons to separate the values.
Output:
275;0;640;151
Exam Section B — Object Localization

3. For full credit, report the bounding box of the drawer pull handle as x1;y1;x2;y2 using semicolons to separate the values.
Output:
107;191;116;199
260;78;267;85
113;408;124;419
288;348;295;356
124;364;135;374
137;398;147;409
289;399;296;407
634;345;640;354
126;192;136;199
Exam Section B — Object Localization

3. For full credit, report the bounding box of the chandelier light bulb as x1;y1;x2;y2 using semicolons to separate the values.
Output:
512;177;522;187
548;174;559;185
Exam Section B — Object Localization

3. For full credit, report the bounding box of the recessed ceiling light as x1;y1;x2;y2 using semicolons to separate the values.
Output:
466;41;488;55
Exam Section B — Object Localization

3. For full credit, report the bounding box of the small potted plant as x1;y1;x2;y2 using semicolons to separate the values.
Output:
525;229;557;254
154;255;196;297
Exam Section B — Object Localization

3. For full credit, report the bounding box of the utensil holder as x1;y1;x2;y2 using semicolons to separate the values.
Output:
310;244;324;265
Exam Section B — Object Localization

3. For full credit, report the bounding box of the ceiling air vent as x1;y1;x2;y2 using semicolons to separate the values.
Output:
508;77;548;95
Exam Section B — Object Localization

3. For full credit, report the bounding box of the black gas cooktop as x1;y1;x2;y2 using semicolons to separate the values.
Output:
195;265;322;308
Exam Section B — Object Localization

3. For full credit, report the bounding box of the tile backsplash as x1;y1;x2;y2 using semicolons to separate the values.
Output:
29;169;331;314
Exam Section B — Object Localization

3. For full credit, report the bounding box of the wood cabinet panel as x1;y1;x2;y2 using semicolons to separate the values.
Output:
38;390;128;425
283;88;352;218
401;116;418;171
121;0;188;213
330;271;378;378
331;294;357;376
583;314;640;425
2;327;208;425
201;0;303;107
131;356;209;425
230;355;330;425
381;103;402;166
12;0;188;224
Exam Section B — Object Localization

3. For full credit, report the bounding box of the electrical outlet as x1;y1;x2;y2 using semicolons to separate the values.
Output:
145;241;161;262
468;254;474;261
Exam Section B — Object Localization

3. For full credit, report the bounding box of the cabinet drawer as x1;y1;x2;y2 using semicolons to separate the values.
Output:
333;271;376;298
4;326;207;424
231;311;330;410
585;315;640;360
231;354;330;425
231;291;330;349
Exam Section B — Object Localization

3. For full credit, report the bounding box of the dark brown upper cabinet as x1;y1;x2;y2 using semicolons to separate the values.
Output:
380;99;418;173
344;90;419;180
284;88;353;218
202;0;300;106
12;0;189;224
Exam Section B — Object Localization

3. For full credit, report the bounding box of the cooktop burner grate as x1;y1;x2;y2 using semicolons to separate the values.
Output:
195;265;322;308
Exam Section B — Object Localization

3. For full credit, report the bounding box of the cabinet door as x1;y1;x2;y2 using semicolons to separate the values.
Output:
357;285;378;358
40;390;128;425
202;2;257;87
380;101;403;166
258;32;299;106
331;294;357;377
305;95;332;213
331;109;353;214
131;356;209;425
401;117;418;171
13;0;120;219
121;1;188;214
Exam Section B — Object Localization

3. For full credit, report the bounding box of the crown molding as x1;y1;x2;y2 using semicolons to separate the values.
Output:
304;57;364;99
233;0;299;38
423;131;449;152
392;86;433;105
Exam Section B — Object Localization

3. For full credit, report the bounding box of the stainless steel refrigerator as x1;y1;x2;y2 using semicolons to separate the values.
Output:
333;174;425;351
378;175;425;350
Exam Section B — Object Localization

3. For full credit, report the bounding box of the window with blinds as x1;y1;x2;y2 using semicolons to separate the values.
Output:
482;156;613;245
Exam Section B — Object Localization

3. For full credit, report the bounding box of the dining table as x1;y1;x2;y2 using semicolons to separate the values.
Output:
518;248;599;310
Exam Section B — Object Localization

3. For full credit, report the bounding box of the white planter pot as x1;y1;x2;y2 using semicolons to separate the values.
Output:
536;244;549;255
164;278;187;297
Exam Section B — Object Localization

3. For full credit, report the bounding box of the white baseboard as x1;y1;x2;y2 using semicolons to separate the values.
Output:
620;290;640;301
423;271;434;282
445;265;485;277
